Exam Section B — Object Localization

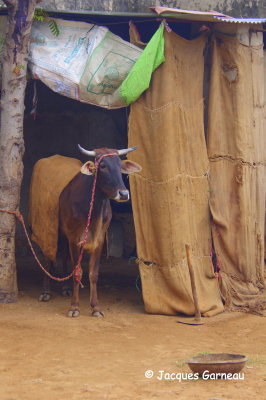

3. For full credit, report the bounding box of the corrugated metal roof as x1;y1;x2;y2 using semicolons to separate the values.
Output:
214;17;266;24
152;6;230;18
152;7;266;25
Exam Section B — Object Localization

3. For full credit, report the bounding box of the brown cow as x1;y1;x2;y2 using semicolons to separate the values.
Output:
35;146;141;317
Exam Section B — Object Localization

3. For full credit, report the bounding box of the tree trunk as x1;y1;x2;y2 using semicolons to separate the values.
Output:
0;0;38;302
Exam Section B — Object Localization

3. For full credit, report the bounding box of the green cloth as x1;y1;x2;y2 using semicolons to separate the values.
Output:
120;23;165;105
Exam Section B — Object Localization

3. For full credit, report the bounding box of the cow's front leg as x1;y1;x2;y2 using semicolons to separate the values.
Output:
60;234;72;298
89;244;104;317
39;258;52;301
68;243;82;317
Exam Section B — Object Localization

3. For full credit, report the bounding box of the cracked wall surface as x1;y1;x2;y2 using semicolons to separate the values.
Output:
39;0;266;18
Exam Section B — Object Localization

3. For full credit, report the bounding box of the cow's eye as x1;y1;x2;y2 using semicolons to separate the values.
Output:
100;162;106;169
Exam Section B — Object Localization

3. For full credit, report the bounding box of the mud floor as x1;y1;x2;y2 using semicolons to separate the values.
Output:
1;257;266;400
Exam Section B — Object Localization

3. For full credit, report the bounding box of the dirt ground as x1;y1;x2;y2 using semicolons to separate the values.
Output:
1;258;266;400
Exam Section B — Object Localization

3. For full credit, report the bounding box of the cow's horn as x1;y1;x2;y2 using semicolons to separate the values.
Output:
78;144;96;157
117;146;137;156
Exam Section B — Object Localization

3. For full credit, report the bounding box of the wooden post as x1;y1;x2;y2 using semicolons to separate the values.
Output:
185;244;202;321
0;0;38;302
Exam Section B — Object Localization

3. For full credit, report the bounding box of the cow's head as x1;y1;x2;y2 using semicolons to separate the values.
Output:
79;145;142;202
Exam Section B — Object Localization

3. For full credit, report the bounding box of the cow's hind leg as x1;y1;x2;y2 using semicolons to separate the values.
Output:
39;258;53;302
89;244;104;317
68;242;82;317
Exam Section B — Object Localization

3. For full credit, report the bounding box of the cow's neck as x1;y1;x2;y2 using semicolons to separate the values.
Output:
74;173;109;221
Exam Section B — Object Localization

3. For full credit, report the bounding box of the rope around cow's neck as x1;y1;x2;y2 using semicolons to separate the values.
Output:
0;152;118;287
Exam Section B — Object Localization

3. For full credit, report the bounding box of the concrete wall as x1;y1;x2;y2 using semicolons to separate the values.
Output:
40;0;266;18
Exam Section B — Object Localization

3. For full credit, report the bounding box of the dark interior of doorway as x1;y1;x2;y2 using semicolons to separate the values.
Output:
16;15;197;303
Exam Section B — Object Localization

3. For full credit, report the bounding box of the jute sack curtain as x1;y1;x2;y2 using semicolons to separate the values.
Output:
128;30;223;316
208;33;266;308
264;50;266;263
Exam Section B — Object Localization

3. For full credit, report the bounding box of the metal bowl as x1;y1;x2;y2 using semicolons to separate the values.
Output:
187;353;247;375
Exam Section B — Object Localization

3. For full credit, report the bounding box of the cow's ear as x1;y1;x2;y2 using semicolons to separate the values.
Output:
80;161;96;175
121;160;142;174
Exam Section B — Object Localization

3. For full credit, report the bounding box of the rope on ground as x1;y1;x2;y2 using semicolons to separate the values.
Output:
0;207;80;284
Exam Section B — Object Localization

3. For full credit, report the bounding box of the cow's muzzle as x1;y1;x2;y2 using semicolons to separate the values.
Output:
113;190;130;202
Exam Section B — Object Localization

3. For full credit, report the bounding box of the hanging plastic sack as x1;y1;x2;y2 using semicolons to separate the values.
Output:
29;19;165;109
29;19;142;108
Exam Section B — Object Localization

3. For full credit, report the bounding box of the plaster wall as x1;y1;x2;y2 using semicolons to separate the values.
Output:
40;0;266;18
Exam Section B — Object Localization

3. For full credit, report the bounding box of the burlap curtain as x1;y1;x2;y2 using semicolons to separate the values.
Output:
207;33;266;309
264;50;266;262
128;31;223;316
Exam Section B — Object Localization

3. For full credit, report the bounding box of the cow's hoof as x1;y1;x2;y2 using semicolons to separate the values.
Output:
68;309;80;318
39;292;51;302
92;310;104;317
62;287;72;297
